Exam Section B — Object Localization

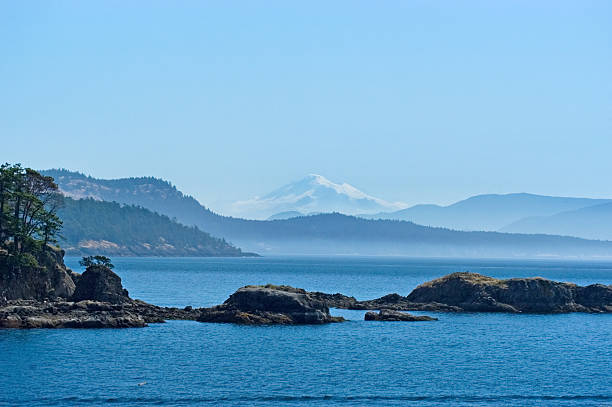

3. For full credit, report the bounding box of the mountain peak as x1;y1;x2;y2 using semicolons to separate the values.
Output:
231;174;407;219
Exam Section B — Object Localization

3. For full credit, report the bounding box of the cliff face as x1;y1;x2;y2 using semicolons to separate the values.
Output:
0;248;76;302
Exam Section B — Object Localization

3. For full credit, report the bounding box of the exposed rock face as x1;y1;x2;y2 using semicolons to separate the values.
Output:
404;272;612;313
198;285;344;325
364;309;437;321
71;265;130;304
0;248;75;301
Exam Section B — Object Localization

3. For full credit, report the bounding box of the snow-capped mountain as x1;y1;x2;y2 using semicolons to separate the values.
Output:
230;174;408;220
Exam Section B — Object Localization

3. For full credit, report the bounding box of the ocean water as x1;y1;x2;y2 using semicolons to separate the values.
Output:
1;256;611;406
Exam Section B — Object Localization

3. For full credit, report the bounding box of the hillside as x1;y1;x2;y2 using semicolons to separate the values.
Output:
58;198;255;257
45;170;612;257
363;193;612;231
500;202;612;241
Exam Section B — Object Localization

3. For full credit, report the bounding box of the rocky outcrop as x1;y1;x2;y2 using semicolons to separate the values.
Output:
4;252;611;329
312;291;461;312
364;309;437;321
314;272;612;314
0;300;147;328
0;248;75;302
403;272;612;313
0;299;204;329
197;285;344;325
1;282;345;329
0;260;204;328
71;265;130;303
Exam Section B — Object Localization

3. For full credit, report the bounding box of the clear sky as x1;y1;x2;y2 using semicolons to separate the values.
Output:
1;1;611;213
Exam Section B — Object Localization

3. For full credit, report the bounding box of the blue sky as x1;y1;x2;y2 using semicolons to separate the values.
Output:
1;1;611;213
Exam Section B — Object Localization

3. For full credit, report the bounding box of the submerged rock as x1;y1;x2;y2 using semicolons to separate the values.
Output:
364;309;437;321
197;284;344;325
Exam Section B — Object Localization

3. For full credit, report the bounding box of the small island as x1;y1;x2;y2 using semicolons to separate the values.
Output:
313;272;612;313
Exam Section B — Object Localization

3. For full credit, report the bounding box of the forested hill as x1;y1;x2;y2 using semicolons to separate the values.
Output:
45;169;612;257
58;198;255;257
43;169;212;228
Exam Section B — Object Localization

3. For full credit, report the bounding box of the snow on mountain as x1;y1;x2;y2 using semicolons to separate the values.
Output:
230;174;407;220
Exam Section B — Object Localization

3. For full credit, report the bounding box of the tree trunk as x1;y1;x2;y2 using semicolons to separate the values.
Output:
0;186;4;244
12;194;21;254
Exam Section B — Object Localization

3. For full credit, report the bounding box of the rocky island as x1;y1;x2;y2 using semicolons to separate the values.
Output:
314;272;612;313
198;284;344;324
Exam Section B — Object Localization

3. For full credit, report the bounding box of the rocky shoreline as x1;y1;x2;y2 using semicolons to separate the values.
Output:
0;299;202;329
2;250;611;328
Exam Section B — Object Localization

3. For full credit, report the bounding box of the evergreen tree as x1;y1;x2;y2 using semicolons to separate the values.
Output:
79;255;114;269
0;163;63;255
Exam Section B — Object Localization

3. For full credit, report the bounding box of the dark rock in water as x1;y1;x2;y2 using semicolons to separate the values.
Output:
0;300;147;328
71;265;130;304
309;291;359;309
198;284;345;325
405;272;612;313
0;298;205;329
311;291;461;312
364;309;437;321
312;272;612;314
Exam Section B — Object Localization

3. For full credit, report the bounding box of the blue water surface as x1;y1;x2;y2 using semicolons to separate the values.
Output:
1;256;611;406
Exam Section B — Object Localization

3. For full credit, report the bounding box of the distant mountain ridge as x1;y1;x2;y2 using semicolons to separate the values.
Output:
500;202;612;240
42;169;612;257
364;193;612;232
230;174;407;219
